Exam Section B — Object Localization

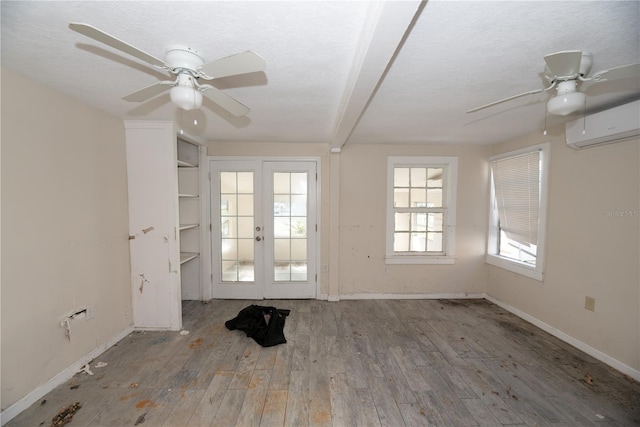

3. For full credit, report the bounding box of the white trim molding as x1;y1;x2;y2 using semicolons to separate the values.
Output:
1;326;134;426
485;295;640;382
339;292;484;300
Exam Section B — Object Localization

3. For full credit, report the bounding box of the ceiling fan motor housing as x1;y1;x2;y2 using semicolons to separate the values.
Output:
165;45;205;71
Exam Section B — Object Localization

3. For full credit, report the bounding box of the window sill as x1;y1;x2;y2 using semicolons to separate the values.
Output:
386;256;455;265
486;254;543;281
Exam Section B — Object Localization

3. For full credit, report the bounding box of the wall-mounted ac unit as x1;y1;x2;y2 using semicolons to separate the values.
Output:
565;100;640;149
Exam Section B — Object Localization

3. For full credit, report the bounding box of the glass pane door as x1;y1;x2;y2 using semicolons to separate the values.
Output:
263;161;317;299
220;171;255;282
211;160;262;299
211;159;317;299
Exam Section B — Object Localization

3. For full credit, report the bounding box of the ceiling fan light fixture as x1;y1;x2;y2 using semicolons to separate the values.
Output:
547;91;585;116
170;86;203;111
169;74;203;111
546;80;584;116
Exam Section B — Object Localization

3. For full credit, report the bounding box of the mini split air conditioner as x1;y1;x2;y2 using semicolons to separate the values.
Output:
565;100;640;149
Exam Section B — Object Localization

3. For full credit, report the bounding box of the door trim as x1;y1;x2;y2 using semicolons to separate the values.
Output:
207;156;322;300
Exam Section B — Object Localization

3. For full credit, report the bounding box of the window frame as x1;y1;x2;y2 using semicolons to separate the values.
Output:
486;143;550;281
386;156;458;265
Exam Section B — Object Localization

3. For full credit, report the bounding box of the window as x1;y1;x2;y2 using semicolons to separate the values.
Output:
486;143;549;280
386;156;458;264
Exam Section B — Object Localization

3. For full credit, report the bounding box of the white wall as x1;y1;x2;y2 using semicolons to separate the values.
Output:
1;69;133;411
487;125;640;373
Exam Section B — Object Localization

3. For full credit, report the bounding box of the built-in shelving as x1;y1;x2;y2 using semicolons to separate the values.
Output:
177;138;202;301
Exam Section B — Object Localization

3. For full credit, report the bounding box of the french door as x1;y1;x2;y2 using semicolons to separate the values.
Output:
210;159;317;299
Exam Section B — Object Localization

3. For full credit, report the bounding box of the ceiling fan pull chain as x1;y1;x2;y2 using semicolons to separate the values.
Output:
543;106;548;136
192;80;198;126
582;98;587;135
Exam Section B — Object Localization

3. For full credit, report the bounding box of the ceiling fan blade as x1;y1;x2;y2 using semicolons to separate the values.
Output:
591;62;640;82
544;50;583;78
199;85;250;117
123;80;175;102
467;88;547;113
69;23;168;69
199;51;266;79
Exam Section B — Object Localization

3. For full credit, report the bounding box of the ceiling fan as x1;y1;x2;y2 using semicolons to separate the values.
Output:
468;50;640;116
69;23;266;116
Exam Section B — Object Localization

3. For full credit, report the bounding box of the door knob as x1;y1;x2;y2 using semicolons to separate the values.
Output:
256;236;262;241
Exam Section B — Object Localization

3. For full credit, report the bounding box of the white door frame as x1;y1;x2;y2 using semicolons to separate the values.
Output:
207;156;321;300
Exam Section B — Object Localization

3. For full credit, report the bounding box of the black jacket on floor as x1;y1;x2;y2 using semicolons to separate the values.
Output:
225;305;291;347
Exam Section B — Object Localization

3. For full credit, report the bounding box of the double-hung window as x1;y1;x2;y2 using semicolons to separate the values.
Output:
386;156;458;264
486;143;549;280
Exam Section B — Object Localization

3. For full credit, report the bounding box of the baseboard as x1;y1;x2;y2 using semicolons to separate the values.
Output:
484;295;640;382
339;292;485;300
0;325;135;426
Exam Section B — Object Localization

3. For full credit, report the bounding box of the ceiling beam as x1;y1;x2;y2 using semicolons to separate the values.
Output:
330;0;424;150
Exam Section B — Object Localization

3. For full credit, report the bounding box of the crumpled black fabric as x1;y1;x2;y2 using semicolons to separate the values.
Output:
225;305;291;347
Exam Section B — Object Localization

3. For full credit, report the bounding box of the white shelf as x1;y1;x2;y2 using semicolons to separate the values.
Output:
179;224;199;231
178;193;198;198
180;252;199;264
177;160;198;168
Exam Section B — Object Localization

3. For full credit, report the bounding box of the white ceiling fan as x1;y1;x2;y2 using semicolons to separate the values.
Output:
468;50;640;116
69;23;266;116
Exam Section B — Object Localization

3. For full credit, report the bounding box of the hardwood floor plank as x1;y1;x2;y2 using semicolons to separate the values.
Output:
368;376;412;427
187;370;234;427
236;369;271;426
260;389;288;427
284;370;309;426
353;387;382;427
162;389;205;427
308;334;332;427
210;388;247;427
329;371;357;426
268;341;293;391
229;345;261;390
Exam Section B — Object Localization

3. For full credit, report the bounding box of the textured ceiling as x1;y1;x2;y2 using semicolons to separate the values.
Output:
2;1;639;146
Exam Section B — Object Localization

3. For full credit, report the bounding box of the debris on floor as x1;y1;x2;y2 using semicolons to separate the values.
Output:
70;385;80;390
179;330;190;336
51;402;81;427
585;373;594;385
94;362;108;368
79;364;93;376
134;411;147;425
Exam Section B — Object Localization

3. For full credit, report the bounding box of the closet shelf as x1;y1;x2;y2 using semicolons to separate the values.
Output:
179;224;199;231
180;252;199;264
177;160;198;168
178;193;198;198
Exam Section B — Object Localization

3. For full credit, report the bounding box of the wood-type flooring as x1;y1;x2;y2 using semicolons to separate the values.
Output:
7;299;640;426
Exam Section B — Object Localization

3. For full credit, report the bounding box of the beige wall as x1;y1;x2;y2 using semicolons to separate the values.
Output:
207;141;491;298
338;143;491;296
487;126;640;371
1;69;132;409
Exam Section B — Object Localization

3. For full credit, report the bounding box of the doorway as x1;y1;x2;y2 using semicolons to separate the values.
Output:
210;159;318;299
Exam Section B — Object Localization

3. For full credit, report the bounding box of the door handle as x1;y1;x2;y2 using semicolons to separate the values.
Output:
256;236;262;241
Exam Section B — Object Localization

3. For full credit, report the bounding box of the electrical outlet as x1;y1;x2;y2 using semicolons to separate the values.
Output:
584;296;595;312
86;305;95;320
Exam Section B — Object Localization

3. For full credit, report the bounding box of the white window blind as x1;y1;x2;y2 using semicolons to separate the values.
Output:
490;150;540;247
